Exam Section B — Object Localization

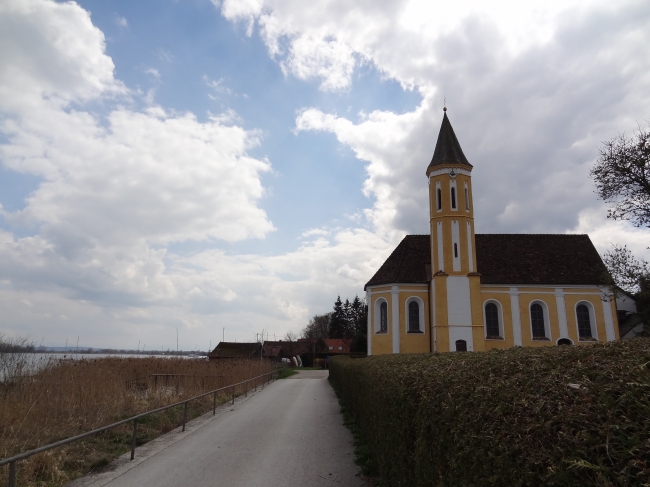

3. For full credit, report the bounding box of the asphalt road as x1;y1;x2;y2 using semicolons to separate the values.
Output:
74;370;368;487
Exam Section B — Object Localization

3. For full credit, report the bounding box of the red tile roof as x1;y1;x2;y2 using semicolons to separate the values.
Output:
322;339;352;354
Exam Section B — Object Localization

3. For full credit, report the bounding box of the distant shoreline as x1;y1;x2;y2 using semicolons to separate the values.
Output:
29;350;209;356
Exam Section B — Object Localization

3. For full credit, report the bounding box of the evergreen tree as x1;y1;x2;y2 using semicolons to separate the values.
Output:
329;296;346;338
351;295;368;353
343;298;353;338
351;295;362;328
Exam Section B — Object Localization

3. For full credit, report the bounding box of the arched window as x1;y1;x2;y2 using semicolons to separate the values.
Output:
451;187;457;209
455;340;467;352
437;188;442;210
531;303;546;339
465;187;469;210
577;304;592;339
408;301;420;332
485;302;500;338
557;338;573;346
380;301;388;333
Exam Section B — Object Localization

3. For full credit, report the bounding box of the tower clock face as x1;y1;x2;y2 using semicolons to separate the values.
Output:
448;168;457;178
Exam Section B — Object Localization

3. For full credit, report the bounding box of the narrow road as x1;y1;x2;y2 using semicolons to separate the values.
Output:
74;370;368;487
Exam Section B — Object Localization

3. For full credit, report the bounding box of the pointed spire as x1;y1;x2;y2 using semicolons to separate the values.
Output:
428;109;472;170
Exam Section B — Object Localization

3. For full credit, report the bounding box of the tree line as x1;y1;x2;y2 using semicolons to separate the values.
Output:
301;295;368;353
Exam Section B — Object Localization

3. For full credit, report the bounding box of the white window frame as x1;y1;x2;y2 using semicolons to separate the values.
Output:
451;220;461;271
574;300;598;341
464;181;470;211
405;296;425;334
374;298;389;334
529;300;551;341
483;299;504;340
436;180;442;212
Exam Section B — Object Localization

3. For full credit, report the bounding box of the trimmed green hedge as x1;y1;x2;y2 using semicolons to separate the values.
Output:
329;339;650;486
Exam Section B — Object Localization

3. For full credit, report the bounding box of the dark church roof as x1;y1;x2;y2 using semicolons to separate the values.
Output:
364;235;430;289
427;111;472;170
364;234;609;289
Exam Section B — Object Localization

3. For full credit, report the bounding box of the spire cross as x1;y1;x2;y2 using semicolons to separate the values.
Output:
443;97;447;112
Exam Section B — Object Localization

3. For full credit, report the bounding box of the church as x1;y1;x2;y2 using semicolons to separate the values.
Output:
364;109;620;354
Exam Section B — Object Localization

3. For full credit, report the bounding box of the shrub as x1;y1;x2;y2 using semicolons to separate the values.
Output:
329;339;650;486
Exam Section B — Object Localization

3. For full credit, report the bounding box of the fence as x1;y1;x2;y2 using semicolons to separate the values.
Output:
0;370;277;487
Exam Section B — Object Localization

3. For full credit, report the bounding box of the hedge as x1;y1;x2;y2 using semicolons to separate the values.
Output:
329;339;650;486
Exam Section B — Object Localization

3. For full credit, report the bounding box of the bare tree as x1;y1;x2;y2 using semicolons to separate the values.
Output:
590;123;650;227
603;245;650;295
284;331;297;360
301;313;330;340
603;245;650;332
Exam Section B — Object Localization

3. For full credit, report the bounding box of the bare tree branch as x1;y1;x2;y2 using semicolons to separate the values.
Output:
590;123;650;227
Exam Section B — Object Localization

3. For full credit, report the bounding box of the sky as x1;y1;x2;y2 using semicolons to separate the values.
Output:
0;0;649;350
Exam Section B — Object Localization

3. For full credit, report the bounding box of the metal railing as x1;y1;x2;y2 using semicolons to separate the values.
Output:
0;370;277;487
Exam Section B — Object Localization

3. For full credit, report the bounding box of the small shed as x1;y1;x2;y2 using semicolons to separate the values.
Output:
208;342;262;360
262;343;286;362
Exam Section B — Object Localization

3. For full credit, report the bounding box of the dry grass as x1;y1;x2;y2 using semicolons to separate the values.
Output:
0;355;272;486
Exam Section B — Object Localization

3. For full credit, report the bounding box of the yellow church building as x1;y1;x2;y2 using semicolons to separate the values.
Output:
365;109;620;354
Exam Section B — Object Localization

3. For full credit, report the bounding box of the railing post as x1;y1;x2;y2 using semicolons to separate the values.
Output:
213;391;217;415
182;402;188;432
8;460;16;487
130;419;138;461
231;386;235;405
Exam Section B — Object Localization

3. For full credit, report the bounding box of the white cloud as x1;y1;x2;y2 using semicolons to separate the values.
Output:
0;0;125;109
301;228;330;238
218;0;265;36
281;35;356;91
0;0;295;345
282;1;650;245
115;16;127;28
0;0;398;349
145;68;160;79
204;75;232;97
573;207;650;261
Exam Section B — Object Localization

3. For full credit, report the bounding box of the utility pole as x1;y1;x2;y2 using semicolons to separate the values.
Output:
176;328;178;353
222;327;225;343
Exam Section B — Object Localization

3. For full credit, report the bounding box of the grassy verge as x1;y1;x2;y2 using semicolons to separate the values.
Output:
329;376;378;480
0;357;272;487
277;367;299;379
330;339;650;486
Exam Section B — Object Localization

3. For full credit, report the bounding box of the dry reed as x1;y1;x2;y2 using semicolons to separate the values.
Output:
0;355;272;486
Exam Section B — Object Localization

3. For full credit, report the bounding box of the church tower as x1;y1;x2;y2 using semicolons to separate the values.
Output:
427;108;483;352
